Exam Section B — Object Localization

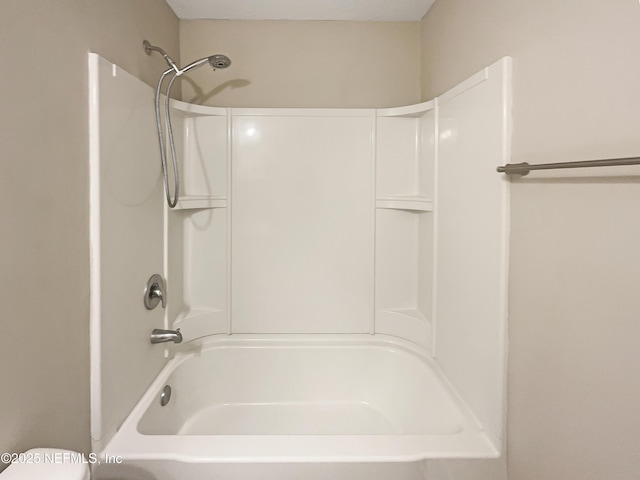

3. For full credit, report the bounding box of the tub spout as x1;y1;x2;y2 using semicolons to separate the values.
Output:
150;328;182;344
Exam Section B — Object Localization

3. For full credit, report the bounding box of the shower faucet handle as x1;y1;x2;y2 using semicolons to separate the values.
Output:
144;274;166;310
149;284;164;301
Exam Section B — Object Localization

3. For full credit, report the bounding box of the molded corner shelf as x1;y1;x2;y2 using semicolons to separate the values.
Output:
376;101;435;118
170;99;228;117
173;308;229;341
375;308;432;350
378;308;430;324
375;196;433;212
174;195;227;210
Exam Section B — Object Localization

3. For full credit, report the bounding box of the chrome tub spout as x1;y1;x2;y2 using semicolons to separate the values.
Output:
150;328;182;344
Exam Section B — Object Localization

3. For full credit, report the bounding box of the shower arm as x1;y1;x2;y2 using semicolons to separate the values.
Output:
143;40;180;74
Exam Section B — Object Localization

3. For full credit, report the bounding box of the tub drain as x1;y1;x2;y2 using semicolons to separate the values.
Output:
160;385;172;406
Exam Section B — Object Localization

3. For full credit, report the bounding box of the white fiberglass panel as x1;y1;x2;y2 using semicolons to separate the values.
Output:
376;117;420;197
375;210;433;350
231;113;374;333
435;58;511;448
374;107;435;349
375;209;421;311
182;114;228;199
172;208;229;340
89;54;167;451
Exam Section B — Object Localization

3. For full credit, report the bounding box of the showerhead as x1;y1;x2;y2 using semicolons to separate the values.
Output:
208;54;231;70
144;40;232;75
178;54;232;75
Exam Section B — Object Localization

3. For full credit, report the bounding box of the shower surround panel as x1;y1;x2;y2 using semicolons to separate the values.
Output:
231;112;374;333
89;52;511;478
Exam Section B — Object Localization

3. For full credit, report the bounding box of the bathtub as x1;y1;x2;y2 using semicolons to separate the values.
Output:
95;334;498;480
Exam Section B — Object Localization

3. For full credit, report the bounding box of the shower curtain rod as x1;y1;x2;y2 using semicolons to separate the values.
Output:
497;156;640;176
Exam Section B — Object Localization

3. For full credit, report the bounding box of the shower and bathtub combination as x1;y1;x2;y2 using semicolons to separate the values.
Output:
88;44;511;480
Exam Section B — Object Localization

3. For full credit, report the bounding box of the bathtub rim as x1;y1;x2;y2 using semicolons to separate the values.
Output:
100;333;500;463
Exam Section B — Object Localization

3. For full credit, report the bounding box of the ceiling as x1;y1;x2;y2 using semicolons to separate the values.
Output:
166;0;436;22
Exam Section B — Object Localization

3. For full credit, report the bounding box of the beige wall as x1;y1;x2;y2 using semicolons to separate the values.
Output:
179;20;421;108
4;0;638;476
422;1;640;479
0;0;178;466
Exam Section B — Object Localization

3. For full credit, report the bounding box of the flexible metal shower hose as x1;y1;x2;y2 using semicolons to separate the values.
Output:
154;69;180;208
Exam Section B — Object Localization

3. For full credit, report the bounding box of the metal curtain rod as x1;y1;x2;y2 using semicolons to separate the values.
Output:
497;156;640;176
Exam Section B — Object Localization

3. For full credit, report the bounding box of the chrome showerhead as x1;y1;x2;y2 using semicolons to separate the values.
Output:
177;54;232;75
208;54;231;69
144;40;232;75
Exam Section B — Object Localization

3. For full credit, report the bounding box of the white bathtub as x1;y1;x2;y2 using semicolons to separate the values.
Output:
96;335;498;480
